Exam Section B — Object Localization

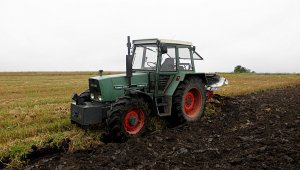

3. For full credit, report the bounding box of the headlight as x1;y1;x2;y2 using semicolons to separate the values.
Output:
90;93;95;100
98;96;102;101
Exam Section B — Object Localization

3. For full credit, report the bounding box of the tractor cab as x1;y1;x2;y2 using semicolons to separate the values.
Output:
131;39;202;73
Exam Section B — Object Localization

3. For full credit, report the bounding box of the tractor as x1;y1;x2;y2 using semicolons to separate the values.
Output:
71;36;228;141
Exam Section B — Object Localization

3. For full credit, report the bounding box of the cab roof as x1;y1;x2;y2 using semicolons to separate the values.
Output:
133;38;193;46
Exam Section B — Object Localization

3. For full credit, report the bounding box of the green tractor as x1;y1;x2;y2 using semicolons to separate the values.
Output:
71;36;228;141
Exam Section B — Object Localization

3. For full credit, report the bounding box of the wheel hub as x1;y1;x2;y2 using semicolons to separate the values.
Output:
185;97;192;106
185;92;195;111
128;115;138;126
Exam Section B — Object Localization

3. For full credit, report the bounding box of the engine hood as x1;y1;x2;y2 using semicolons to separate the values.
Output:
89;72;149;102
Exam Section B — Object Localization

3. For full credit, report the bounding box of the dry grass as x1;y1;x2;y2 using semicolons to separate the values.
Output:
0;72;299;167
0;71;121;167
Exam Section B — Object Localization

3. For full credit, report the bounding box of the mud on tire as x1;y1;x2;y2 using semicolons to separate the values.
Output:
171;77;206;125
106;96;150;142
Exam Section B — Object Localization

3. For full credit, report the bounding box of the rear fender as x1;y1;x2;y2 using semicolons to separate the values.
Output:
164;73;207;97
184;73;207;84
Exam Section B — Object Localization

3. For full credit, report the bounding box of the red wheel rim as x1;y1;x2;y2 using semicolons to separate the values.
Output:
123;108;145;134
184;88;202;118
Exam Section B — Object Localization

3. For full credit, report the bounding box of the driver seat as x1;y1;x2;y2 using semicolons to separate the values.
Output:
161;58;175;71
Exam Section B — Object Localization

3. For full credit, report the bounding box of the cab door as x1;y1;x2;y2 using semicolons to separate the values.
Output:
155;46;177;116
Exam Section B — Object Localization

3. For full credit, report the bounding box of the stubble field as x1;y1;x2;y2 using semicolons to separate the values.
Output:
0;72;300;168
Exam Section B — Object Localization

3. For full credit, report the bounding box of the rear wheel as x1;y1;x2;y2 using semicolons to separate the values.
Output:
106;96;150;142
171;77;206;124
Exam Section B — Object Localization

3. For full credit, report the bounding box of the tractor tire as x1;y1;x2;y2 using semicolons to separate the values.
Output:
106;96;150;142
171;77;206;125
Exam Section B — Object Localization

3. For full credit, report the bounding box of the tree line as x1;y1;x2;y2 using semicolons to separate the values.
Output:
234;65;255;73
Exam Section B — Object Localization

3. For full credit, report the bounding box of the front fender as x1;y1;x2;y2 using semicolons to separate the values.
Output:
124;89;157;115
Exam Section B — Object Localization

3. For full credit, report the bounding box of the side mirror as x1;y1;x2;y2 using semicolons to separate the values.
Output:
161;45;168;54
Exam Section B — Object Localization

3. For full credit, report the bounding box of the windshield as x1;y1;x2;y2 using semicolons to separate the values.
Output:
132;45;158;70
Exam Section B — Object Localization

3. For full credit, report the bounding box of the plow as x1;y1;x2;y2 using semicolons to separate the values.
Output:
71;37;228;141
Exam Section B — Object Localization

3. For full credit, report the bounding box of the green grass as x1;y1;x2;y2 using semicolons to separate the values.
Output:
0;72;299;167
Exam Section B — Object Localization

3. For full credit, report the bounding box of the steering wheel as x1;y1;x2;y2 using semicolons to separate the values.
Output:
179;63;191;70
147;62;156;68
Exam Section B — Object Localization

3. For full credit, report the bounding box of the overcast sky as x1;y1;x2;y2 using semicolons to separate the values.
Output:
0;0;299;73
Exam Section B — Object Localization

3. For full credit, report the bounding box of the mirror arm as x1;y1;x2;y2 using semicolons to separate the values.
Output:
194;51;203;60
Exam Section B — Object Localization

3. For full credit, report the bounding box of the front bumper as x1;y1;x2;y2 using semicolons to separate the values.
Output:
70;102;110;126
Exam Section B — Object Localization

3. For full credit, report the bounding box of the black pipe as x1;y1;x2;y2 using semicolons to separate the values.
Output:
126;36;133;87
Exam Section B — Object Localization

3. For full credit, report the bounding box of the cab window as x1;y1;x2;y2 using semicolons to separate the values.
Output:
160;47;176;71
178;47;192;71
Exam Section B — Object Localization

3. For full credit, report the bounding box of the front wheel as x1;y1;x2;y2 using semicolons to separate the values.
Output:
171;77;206;124
106;96;150;142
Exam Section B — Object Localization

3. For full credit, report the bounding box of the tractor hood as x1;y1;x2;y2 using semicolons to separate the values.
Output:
89;72;148;102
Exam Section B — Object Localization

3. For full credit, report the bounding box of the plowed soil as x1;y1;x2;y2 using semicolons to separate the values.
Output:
24;86;300;170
